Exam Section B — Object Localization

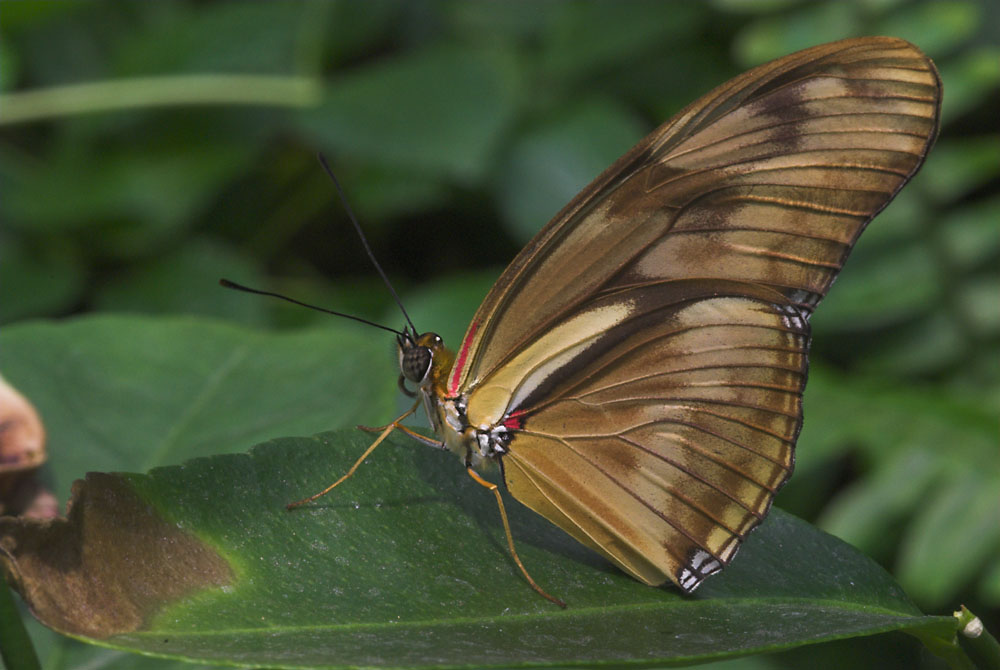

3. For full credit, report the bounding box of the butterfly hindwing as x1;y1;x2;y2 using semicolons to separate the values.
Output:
473;281;808;589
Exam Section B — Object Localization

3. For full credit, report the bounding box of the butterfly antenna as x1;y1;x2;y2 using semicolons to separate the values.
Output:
317;154;418;338
219;278;404;337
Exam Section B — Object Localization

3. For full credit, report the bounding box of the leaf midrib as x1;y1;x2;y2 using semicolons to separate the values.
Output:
125;597;936;639
145;341;253;469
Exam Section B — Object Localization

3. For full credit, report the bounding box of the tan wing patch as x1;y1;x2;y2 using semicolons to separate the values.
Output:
466;301;634;429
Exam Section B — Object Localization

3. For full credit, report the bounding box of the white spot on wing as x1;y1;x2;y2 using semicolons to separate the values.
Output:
678;568;700;591
691;550;711;569
777;303;808;331
678;550;724;593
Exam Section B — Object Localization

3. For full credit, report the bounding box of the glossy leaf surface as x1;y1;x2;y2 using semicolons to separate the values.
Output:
2;429;954;668
0;317;956;668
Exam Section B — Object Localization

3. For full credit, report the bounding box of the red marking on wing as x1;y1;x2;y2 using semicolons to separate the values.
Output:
503;409;526;431
448;319;479;395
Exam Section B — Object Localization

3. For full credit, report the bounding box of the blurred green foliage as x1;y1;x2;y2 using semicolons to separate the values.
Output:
1;0;998;667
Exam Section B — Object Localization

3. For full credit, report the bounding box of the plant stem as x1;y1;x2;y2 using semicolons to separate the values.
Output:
0;75;322;125
956;606;1000;670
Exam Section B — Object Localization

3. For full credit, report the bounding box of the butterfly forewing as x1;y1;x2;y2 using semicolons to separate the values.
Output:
450;37;940;392
441;37;940;592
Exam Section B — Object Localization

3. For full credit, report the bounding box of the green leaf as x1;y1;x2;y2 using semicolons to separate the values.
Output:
921;137;1000;204
539;0;706;83
800;367;999;611
958;275;1000;337
940;196;1000;272
897;469;1000;609
980;559;1000;607
0;316;961;667
937;46;1000;123
0;315;398;496
814;448;941;559
337;162;451;224
693;631;950;669
733;4;860;67
92;238;269;323
810;241;941;329
0;30;19;92
708;0;804;13
855;312;968;377
448;2;562;43
2;432;955;667
23;615;197;670
496;98;644;243
0;236;85;324
0;139;256;245
112;2;311;76
876;0;981;57
295;45;521;181
0;0;88;32
800;368;996;476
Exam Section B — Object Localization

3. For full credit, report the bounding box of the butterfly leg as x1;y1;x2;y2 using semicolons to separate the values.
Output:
465;467;567;608
359;421;444;449
287;400;421;510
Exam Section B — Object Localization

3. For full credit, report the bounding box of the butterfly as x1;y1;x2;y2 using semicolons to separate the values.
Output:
226;36;941;606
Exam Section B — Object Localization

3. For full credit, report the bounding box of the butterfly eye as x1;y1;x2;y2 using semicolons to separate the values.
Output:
401;345;433;384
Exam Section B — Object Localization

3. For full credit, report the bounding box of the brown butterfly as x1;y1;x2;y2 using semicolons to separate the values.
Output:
230;36;941;606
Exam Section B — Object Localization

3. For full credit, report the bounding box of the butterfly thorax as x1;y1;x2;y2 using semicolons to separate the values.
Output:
397;330;507;471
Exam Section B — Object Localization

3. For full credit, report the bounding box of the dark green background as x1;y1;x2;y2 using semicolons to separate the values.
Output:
1;1;998;668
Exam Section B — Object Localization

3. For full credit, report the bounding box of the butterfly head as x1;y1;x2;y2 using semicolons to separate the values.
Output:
397;329;453;394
